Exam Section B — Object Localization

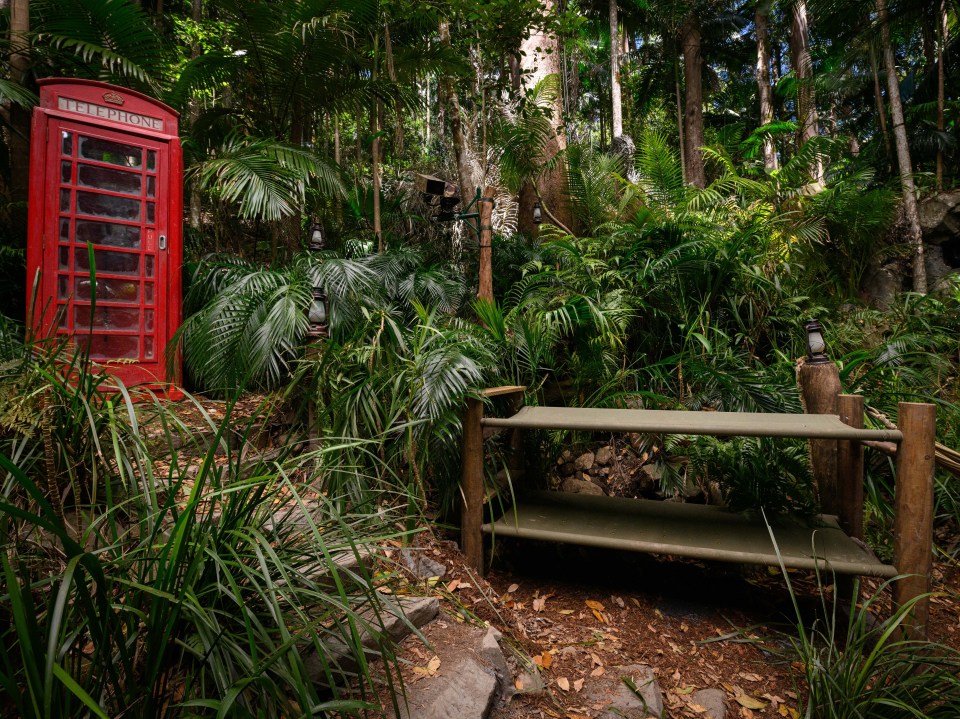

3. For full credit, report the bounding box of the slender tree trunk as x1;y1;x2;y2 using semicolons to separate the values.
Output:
333;113;341;165
372;33;383;253
877;0;927;294
189;0;203;232
936;0;947;189
517;0;572;234
675;60;686;183
609;0;623;138
439;19;482;211
755;5;778;172
791;0;823;180
9;0;30;203
384;23;405;157
681;13;706;188
870;42;893;162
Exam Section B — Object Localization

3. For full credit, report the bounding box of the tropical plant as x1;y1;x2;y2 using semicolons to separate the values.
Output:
0;341;411;718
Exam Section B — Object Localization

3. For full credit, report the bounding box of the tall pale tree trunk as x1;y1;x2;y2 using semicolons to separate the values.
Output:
675;60;686;183
755;4;778;172
384;23;405;157
517;0;573;234
681;13;706;188
609;0;623;139
790;0;823;180
877;0;927;294
869;42;893;161
936;0;947;189
189;0;204;233
439;19;482;211
372;33;383;253
9;0;30;203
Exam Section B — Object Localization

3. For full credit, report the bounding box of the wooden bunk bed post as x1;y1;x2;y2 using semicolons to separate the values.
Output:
837;394;866;540
892;401;937;640
461;397;486;573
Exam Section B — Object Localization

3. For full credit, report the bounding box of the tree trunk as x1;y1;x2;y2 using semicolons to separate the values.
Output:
869;42;893;162
675;60;686;183
936;0;947;189
188;0;203;232
790;0;822;180
372;33;383;253
384;23;405;157
517;0;572;234
439;19;482;212
877;0;927;294
681;13;706;188
9;0;30;204
609;0;623;139
755;5;778;172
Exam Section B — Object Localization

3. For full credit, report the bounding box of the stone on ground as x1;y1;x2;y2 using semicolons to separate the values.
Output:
561;477;605;495
691;688;726;719
401;547;448;581
391;620;511;719
580;664;664;719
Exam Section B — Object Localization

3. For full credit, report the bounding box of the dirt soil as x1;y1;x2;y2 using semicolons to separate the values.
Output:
389;530;960;719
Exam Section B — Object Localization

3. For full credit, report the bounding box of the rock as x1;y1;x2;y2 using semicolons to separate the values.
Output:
575;452;595;471
691;688;726;719
401;548;447;581
392;621;510;719
561;462;576;476
514;670;546;695
305;596;439;685
860;263;900;310
559;449;574;464
561;478;605;496
919;189;960;235
581;664;664;719
595;446;615;466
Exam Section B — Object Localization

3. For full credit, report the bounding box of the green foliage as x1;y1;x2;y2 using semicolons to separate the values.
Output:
0;336;410;718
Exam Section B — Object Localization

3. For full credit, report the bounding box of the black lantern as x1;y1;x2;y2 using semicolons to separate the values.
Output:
532;200;543;225
309;220;324;252
306;286;329;339
804;318;828;364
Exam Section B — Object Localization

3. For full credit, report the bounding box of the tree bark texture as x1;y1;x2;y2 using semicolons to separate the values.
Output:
609;0;623;139
936;0;947;189
877;0;927;294
681;13;706;188
869;43;893;161
9;0;30;203
755;6;778;172
517;0;572;234
439;19;483;212
790;0;822;180
798;360;842;514
384;23;405;157
477;187;495;302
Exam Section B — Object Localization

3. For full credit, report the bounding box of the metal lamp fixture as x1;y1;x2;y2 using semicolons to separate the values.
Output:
308;220;324;251
804;318;828;364
532;200;543;225
305;286;329;339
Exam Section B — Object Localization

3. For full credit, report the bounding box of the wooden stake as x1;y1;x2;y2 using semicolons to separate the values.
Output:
477;187;496;303
461;397;485;573
893;401;936;640
837;394;865;540
798;359;842;514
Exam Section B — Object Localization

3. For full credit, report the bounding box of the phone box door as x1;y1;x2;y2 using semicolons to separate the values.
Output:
27;79;183;392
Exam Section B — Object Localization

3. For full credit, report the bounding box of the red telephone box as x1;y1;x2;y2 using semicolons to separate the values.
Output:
27;79;183;392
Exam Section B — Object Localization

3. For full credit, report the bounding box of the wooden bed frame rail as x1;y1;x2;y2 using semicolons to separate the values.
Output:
461;388;936;638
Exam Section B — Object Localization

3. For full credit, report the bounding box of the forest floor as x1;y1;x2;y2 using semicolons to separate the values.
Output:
398;528;960;719
150;393;960;718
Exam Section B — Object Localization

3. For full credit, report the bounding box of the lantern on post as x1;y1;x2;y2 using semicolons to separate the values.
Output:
305;287;328;339
804;319;829;365
532;200;543;225
308;219;324;251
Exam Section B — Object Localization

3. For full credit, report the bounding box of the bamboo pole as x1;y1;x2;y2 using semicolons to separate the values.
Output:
892;402;936;640
461;397;485;573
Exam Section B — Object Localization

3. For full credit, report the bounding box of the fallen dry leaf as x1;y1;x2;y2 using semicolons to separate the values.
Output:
507;583;519;593
585;599;605;611
542;651;554;669
557;677;570;691
573;678;584;692
515;678;524;691
735;694;767;710
533;596;547;612
592;609;607;624
445;579;460;592
559;609;575;615
740;708;754;719
590;666;605;677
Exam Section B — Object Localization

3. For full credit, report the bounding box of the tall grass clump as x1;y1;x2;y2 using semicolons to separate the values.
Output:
0;323;409;718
